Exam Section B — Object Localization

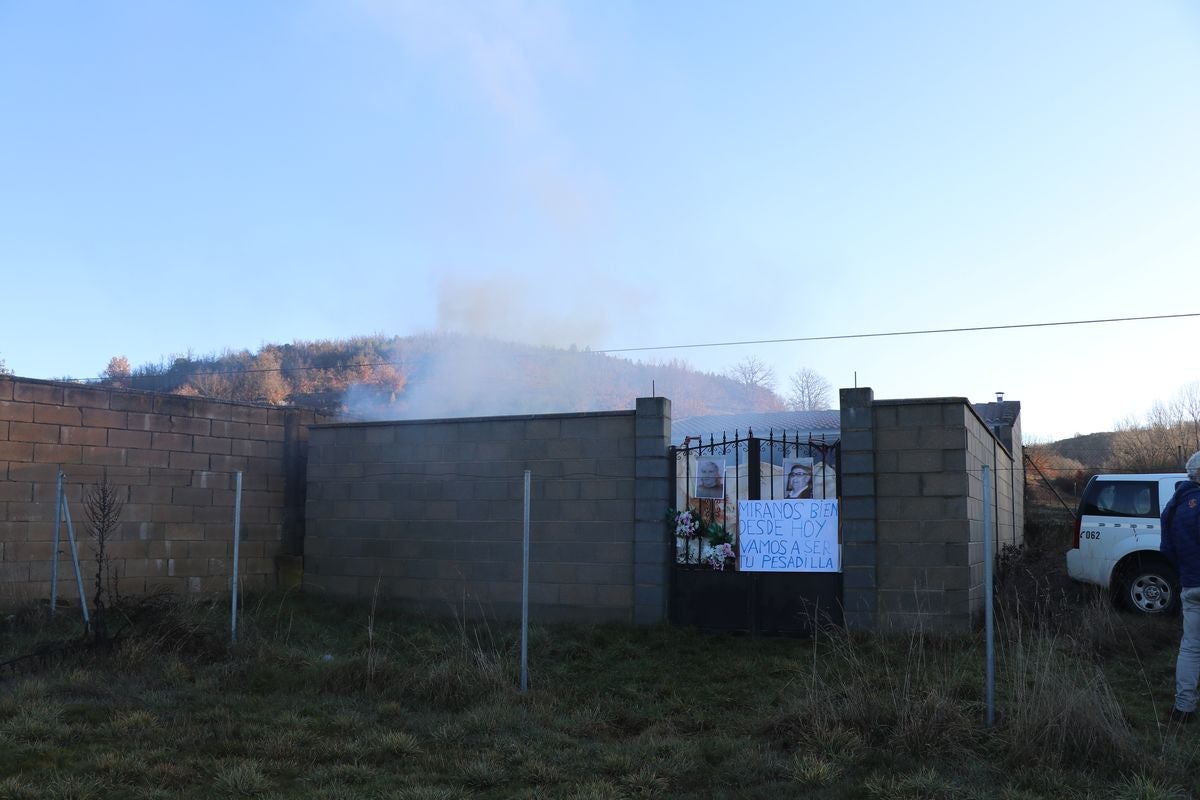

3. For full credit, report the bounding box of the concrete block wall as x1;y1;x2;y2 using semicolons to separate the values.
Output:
0;376;326;603
963;409;1021;618
840;388;1022;632
304;398;673;624
839;388;877;629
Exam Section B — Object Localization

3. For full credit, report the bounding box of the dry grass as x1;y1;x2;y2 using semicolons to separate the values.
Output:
0;531;1196;799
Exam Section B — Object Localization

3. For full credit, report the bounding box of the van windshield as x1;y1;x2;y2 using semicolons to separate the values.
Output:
1080;480;1158;518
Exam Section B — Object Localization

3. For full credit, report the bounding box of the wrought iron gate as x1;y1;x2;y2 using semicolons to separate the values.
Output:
668;429;842;633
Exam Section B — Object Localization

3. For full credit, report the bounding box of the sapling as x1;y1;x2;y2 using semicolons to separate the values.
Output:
85;480;124;643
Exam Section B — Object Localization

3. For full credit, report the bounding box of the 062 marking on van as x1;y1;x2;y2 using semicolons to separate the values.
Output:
1082;530;1101;540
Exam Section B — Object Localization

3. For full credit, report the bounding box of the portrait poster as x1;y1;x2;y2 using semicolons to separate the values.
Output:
780;457;814;499
693;456;726;500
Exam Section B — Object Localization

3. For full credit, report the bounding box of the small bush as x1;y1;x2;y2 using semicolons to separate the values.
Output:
406;646;511;711
457;756;506;789
84;751;150;783
3;698;65;743
862;767;962;800
566;782;624;800
43;773;106;800
389;788;460;800
0;777;38;800
1114;773;1191;800
788;752;840;787
211;759;271;798
374;730;422;757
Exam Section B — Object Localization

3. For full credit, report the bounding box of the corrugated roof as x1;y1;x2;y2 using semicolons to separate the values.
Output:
674;401;1022;446
671;409;841;445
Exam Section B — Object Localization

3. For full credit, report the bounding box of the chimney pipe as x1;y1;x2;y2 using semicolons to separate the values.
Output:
995;391;1004;403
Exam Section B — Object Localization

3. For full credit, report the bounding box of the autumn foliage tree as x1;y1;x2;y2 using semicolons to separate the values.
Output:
102;355;132;385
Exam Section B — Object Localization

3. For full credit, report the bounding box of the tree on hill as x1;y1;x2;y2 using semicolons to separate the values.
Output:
102;356;132;387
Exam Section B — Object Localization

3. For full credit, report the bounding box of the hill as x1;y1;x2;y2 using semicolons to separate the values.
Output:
101;333;788;419
1039;431;1119;471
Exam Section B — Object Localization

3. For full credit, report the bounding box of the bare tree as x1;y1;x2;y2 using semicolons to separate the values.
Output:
0;354;9;376
727;356;777;391
1111;413;1177;472
1109;383;1200;472
1169;382;1200;453
787;368;832;411
186;370;235;400
85;480;124;642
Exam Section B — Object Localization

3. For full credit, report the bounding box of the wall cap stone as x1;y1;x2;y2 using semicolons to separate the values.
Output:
313;408;635;431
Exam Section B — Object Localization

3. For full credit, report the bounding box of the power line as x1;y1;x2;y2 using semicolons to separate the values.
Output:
594;312;1200;355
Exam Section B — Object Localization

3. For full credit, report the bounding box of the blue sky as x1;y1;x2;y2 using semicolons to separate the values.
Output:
2;1;1198;441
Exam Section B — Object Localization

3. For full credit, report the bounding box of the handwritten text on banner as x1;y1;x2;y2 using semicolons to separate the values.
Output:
737;499;840;572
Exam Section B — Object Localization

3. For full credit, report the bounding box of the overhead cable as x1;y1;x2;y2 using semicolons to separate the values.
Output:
594;312;1200;354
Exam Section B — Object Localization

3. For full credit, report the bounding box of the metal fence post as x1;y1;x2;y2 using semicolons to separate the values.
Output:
50;471;63;618
984;464;995;727
60;497;90;630
520;469;531;693
232;471;243;645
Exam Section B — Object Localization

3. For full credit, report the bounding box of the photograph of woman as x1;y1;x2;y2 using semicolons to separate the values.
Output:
693;457;725;500
782;458;813;499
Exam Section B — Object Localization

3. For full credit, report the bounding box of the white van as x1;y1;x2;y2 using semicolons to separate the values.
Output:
1066;473;1190;614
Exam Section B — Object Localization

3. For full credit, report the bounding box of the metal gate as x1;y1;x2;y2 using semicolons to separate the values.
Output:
668;430;842;633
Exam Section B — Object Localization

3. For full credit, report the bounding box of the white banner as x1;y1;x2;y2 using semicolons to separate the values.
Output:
737;499;840;572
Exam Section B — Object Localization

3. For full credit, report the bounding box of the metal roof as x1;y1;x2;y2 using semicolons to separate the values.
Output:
671;409;841;445
673;401;1022;447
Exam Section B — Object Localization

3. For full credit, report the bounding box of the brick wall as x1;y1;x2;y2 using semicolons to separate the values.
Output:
304;398;673;623
840;388;1023;632
0;376;327;603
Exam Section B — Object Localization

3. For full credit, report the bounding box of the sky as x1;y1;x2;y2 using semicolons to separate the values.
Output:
2;1;1198;442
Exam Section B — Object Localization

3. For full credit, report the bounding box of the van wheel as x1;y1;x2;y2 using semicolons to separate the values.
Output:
1115;556;1180;615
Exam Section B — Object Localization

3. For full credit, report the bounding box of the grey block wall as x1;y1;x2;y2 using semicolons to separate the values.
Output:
0;376;328;601
633;397;672;623
839;388;878;629
303;398;673;623
840;389;1023;632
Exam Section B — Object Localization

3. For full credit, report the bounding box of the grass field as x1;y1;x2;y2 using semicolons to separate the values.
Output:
1;543;1197;799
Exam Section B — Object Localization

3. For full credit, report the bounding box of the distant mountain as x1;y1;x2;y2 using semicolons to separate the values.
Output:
101;333;789;419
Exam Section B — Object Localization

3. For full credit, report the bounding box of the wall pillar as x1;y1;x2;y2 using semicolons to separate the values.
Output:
839;387;877;629
633;397;671;624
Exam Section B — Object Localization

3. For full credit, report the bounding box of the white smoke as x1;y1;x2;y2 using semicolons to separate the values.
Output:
435;274;610;348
